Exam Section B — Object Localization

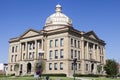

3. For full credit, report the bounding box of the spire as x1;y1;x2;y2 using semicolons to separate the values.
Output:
55;4;62;13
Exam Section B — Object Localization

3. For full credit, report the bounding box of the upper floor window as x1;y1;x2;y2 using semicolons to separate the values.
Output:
23;53;25;60
78;41;80;48
11;55;14;62
54;63;57;70
29;52;34;59
55;39;58;47
22;43;25;51
79;63;81;70
60;62;63;70
60;38;64;47
71;63;74;70
71;38;73;46
38;40;42;49
60;49;64;58
49;63;52;70
78;51;80;60
55;50;58;59
74;50;77;58
39;52;44;59
15;46;18;52
49;50;52;59
71;49;73;59
49;40;53;48
12;47;14;53
15;55;17;62
74;40;76;48
86;64;88;71
29;42;35;50
10;65;12;71
29;52;32;59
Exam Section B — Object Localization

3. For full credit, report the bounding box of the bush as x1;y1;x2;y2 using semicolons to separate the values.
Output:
41;74;66;77
74;74;102;77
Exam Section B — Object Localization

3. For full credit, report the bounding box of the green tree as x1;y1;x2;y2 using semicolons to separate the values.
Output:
34;60;45;76
104;59;119;76
97;64;102;74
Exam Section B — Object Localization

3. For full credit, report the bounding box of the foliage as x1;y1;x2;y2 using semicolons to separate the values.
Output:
97;64;102;74
34;60;45;75
42;74;66;77
104;59;119;76
74;74;101;77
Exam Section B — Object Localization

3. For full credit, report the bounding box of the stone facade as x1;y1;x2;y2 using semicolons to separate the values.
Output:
8;4;106;77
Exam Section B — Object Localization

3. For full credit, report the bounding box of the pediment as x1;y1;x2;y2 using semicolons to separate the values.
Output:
20;29;39;38
85;31;99;40
89;34;97;39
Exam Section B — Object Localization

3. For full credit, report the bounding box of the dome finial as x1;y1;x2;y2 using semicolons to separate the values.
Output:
56;4;62;13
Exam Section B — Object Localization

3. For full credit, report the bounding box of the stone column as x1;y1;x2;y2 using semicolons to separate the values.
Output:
96;45;99;62
35;40;37;60
86;42;89;60
93;44;95;60
81;38;85;74
26;42;28;60
19;43;22;61
103;47;106;64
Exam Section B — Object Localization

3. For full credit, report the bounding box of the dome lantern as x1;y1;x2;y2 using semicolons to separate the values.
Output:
55;4;62;13
44;4;72;31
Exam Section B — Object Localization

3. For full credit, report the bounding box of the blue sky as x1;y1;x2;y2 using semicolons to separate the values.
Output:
0;0;120;63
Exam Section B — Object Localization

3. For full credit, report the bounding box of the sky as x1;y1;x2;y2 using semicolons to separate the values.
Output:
0;0;120;63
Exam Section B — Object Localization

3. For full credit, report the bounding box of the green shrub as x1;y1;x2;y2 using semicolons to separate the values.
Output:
74;74;102;77
41;74;66;77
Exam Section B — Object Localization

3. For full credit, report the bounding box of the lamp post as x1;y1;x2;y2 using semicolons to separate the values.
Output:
73;58;77;80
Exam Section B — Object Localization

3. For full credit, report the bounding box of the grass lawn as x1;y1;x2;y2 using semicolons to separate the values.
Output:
0;76;120;80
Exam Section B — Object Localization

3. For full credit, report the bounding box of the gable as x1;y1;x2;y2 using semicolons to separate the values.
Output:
84;31;99;40
89;34;97;39
20;29;39;38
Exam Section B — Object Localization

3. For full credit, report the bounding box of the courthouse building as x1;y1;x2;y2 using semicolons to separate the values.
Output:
8;4;106;76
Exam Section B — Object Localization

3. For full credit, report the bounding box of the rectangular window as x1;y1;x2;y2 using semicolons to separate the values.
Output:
49;40;53;48
15;46;18;52
49;50;52;59
79;63;81;70
38;40;42;49
12;47;14;53
74;40;76;48
71;38;73;46
55;39;58;47
23;53;25;60
55;50;58;59
11;55;14;62
78;51;80;60
78;41;80;48
71;63;74;70
10;65;12;71
74;50;77;58
54;63;57;70
60;38;64;47
22;43;25;51
86;64;88;71
29;52;32;59
60;62;63;70
60;49;64;58
39;53;44;59
29;43;32;50
75;63;77;70
33;52;34;59
15;55;17;62
71;49;73;59
49;63;52;70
